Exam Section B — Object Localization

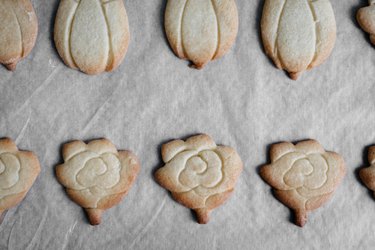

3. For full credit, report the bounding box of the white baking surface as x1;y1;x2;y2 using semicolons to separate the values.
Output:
0;0;375;249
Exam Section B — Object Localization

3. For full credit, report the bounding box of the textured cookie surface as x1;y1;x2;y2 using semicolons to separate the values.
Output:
261;0;336;80
0;138;40;219
154;134;243;224
260;140;345;227
54;0;130;75
165;0;238;69
56;139;140;225
0;0;38;71
357;1;375;45
359;146;375;194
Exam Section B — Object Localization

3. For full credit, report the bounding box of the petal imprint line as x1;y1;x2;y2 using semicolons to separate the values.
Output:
180;0;189;58
274;0;287;63
307;0;319;67
99;0;114;70
210;0;220;60
10;5;23;58
68;0;80;68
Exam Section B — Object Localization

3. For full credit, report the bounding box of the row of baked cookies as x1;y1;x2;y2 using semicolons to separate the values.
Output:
1;0;374;79
1;135;375;227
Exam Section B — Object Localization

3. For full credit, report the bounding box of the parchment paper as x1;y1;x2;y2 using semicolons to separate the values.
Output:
0;0;375;249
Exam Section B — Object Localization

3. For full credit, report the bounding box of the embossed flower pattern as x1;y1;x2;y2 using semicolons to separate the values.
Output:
56;139;140;225
155;134;243;224
0;138;40;217
260;140;346;227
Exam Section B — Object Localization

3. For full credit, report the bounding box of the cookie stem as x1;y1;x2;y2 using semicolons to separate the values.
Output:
191;62;205;70
86;209;103;225
295;209;308;227
195;208;210;224
5;63;17;71
289;72;301;81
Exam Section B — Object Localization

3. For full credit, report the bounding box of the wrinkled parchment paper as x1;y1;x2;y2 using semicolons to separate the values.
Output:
1;0;375;249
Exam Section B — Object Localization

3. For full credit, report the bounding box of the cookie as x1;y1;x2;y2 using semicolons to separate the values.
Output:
54;0;130;75
165;0;238;69
260;140;346;227
154;134;243;224
56;139;140;225
0;0;38;71
0;138;40;220
261;0;336;80
357;1;375;45
359;146;375;194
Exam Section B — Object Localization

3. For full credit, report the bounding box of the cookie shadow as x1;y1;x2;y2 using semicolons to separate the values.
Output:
350;0;374;47
160;0;174;55
355;144;375;201
254;0;265;54
49;0;64;62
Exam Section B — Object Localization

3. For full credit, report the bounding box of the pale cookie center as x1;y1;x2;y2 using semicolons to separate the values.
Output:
187;156;207;174
284;158;313;188
0;153;21;189
283;154;329;190
76;153;121;189
179;150;223;189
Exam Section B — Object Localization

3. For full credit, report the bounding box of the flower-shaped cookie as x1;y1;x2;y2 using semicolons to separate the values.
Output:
56;139;140;225
0;138;40;219
154;134;243;224
260;140;346;227
357;1;375;45
359;146;375;194
0;0;38;71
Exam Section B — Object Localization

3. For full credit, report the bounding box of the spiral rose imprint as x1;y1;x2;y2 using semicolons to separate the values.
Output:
0;138;40;217
56;139;140;225
155;134;243;224
260;140;346;227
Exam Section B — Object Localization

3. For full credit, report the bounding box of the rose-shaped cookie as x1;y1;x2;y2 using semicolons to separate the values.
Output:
0;0;38;71
260;140;346;227
154;134;243;224
359;146;375;195
56;139;140;225
0;138;40;221
357;1;375;45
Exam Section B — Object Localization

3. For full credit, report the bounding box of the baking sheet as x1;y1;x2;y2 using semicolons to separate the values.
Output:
1;0;375;249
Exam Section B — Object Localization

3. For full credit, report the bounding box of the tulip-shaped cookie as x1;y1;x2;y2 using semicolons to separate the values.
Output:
0;0;38;71
357;1;375;45
0;138;40;221
155;134;243;224
260;140;345;227
261;0;336;80
359;146;375;195
165;0;238;69
54;0;130;75
56;139;140;225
